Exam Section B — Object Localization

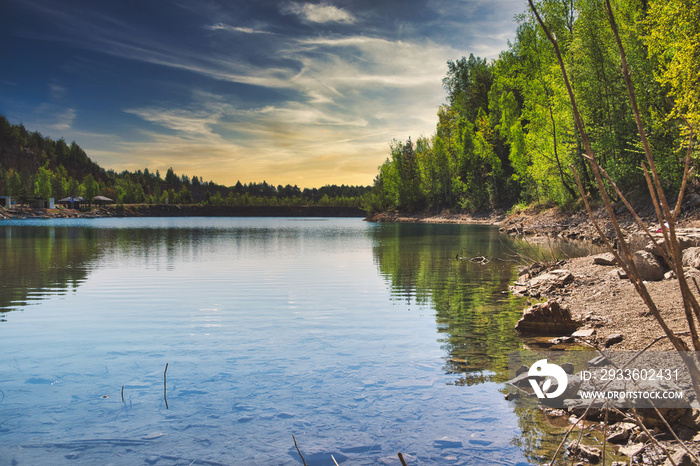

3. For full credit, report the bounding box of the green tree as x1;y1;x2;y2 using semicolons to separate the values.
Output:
7;169;22;197
81;174;99;206
646;0;700;129
34;166;52;199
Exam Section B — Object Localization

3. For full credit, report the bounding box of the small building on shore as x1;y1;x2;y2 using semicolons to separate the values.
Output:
93;195;113;206
30;198;55;209
0;196;11;208
57;196;85;209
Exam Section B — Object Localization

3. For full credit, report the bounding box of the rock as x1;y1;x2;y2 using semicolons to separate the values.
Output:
619;443;645;458
515;364;529;376
604;333;623;347
588;355;608;367
665;269;677;280
506;371;581;401
593;253;617;266
632;250;666;281
606;422;636;444
544;408;567;417
563;399;624;422
683;247;700;269
571;328;596;338
518;262;547;279
647;235;700;257
561;362;575;374
679;408;700;429
638;407;689;429
504;391;519;401
518;269;575;297
664;449;696;466
616;268;628;279
550;336;575;345
515;301;580;335
566;440;601;464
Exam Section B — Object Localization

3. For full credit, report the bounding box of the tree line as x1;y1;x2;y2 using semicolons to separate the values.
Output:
366;0;699;213
0;115;370;208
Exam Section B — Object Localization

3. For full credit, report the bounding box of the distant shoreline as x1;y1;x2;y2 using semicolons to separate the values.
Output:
0;204;366;219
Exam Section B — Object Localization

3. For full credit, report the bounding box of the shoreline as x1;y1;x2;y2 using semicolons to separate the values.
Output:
0;204;366;219
368;204;700;354
363;209;506;225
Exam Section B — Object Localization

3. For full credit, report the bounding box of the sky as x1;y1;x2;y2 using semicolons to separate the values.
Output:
1;0;524;188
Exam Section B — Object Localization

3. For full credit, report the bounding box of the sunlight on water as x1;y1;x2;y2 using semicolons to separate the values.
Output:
0;217;589;464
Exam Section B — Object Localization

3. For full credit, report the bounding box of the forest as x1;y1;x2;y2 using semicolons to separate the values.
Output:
366;0;699;213
0;114;370;208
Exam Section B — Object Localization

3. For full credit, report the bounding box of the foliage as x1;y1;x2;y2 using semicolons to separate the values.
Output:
645;0;700;129
367;0;698;212
34;166;52;200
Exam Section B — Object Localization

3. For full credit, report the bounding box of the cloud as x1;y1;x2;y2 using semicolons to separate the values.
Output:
50;108;77;131
4;0;523;187
205;23;274;35
281;2;356;24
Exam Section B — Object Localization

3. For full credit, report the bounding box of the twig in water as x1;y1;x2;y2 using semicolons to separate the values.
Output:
398;452;408;466
121;385;124;404
331;454;339;466
292;434;307;466
164;363;169;410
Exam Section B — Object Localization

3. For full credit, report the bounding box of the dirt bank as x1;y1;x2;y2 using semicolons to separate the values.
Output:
364;209;508;225
525;253;700;352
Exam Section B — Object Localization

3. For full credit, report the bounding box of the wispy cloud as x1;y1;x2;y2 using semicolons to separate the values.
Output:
205;23;274;35
50;108;77;131
281;2;356;24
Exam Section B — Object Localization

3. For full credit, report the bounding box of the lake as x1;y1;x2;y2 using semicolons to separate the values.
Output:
0;217;592;465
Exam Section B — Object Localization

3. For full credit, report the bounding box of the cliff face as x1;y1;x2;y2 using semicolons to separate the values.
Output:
0;142;41;176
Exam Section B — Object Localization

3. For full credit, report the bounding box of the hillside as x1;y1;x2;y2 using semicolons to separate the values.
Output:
0;115;371;207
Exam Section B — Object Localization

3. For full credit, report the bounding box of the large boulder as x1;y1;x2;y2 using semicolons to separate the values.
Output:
645;233;700;258
515;301;580;335
632;250;666;281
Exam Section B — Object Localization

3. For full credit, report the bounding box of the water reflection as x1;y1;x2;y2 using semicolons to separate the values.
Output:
0;226;98;312
370;223;531;384
0;218;607;464
369;223;604;384
369;222;611;465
